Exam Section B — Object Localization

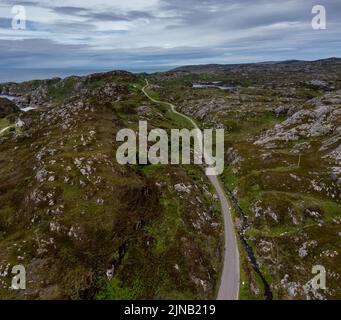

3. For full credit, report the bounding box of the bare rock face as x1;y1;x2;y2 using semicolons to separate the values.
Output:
274;105;298;117
255;91;341;148
307;79;331;90
0;97;19;118
274;105;288;117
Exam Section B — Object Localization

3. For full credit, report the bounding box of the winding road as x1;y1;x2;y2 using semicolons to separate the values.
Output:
142;80;240;300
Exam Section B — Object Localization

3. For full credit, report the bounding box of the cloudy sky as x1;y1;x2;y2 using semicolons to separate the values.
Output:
0;0;340;81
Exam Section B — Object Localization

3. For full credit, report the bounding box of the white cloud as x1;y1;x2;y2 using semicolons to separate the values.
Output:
0;0;340;74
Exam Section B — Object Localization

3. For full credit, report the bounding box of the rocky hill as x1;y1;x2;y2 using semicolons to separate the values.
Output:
0;71;223;299
0;58;340;300
150;58;341;300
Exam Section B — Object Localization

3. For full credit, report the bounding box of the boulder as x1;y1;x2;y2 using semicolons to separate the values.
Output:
274;105;288;117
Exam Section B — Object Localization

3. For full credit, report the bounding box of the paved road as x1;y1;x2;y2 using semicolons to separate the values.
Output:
142;80;240;300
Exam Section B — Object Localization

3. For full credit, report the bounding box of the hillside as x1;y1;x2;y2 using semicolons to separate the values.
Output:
0;58;340;300
150;58;341;300
0;72;223;299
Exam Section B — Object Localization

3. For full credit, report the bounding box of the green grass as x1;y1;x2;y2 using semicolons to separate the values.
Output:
0;118;10;131
143;87;196;130
129;81;145;93
95;277;138;300
86;79;106;90
0;118;17;136
145;88;160;101
144;196;181;255
47;77;78;102
135;163;164;176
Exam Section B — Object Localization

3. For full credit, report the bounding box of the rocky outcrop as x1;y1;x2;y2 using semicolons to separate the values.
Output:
255;91;341;148
274;105;298;117
1;70;136;109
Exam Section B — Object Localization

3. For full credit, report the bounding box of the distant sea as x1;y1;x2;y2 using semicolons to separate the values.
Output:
0;66;173;83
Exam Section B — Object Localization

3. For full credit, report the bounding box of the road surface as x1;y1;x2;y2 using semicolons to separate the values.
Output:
142;80;240;300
